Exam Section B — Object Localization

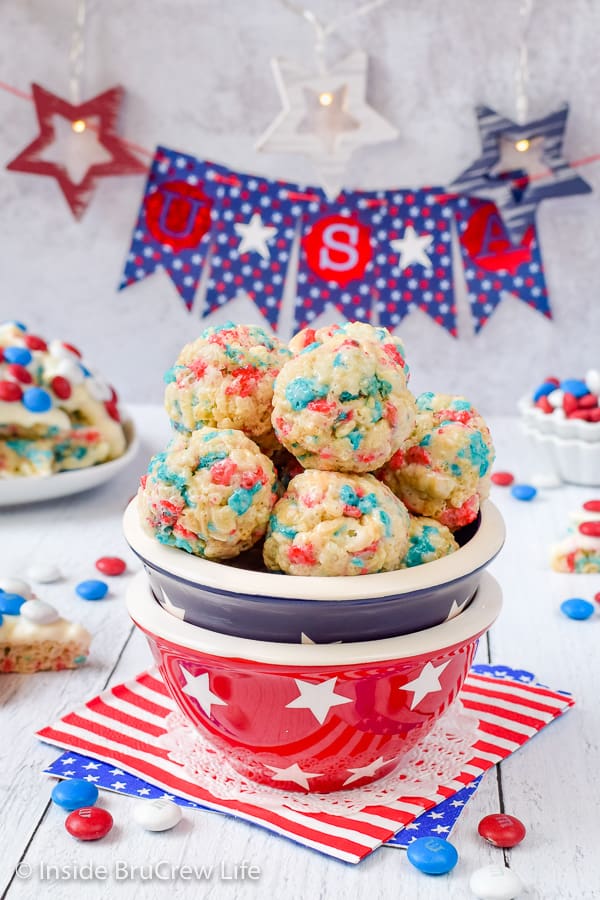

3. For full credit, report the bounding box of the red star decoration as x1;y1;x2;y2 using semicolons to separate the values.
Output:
6;83;147;219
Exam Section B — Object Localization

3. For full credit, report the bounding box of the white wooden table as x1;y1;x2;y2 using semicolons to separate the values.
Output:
1;406;599;900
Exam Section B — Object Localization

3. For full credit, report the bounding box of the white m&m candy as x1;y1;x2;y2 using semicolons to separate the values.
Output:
20;600;60;625
133;798;183;832
0;577;33;599
469;864;524;899
27;563;62;584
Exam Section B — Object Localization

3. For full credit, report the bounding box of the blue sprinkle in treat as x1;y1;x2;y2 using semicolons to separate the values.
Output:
197;452;228;469
4;346;32;366
300;342;321;355
358;493;378;514
51;779;99;811
228;487;257;515
511;484;537;502
22;387;52;413
269;516;298;539
0;593;26;615
450;398;471;411
340;485;359;506
347;429;363;450
560;598;595;620
406;836;459;875
560;379;589;398
533;381;558;402
76;579;109;601
416;391;436;411
285;377;328;411
379;509;392;538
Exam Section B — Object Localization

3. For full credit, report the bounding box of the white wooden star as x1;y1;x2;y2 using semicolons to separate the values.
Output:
390;225;433;270
399;660;451;710
285;676;352;725
256;50;398;199
265;762;323;790
343;756;388;786
180;667;227;717
234;213;277;260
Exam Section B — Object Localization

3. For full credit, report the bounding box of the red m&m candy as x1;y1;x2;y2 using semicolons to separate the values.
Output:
583;500;600;513
5;363;32;384
579;521;600;537
51;375;72;400
0;380;23;402
65;807;113;841
24;334;48;351
95;556;126;576
478;813;526;848
491;471;514;487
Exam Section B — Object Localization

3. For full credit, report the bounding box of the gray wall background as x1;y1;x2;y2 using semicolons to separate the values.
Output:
1;0;598;414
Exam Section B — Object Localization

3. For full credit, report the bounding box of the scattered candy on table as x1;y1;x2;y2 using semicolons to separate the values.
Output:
510;484;537;502
132;798;183;832
491;471;514;486
65;806;113;841
405;836;459;875
51;778;99;811
529;472;561;490
95;556;127;576
27;563;62;583
76;579;108;601
478;813;526;848
560;598;595;620
469;864;525;900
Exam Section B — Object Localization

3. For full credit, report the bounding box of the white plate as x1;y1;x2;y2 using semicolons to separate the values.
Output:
0;419;139;506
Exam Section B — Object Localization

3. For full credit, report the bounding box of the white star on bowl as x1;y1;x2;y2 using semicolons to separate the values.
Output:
399;660;451;710
264;762;323;790
180;667;227;717
285;676;352;725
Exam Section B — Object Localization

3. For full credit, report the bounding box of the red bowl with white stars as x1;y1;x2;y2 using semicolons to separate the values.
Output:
127;570;502;793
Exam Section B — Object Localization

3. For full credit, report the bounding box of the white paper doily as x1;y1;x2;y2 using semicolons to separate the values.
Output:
159;702;482;815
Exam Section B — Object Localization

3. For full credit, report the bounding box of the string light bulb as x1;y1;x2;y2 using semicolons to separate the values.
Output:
71;119;87;133
319;91;334;107
515;138;530;153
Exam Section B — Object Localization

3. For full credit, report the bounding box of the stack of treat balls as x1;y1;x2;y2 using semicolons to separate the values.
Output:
138;321;495;578
0;321;127;477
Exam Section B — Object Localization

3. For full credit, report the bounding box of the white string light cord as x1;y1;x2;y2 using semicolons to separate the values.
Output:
69;0;87;104
280;0;393;71
515;0;535;124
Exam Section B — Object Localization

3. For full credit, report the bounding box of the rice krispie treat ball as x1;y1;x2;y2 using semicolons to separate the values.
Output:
164;322;291;454
400;516;459;568
263;470;410;576
379;392;494;530
272;330;416;472
138;427;277;559
289;321;410;380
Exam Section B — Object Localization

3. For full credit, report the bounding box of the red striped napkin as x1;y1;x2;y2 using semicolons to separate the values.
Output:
38;669;573;863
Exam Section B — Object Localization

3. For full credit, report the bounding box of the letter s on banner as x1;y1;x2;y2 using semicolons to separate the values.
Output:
303;214;371;287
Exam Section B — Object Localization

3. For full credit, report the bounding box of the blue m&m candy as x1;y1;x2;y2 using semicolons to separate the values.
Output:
0;593;26;615
2;320;27;331
511;484;537;501
532;381;557;402
51;778;99;811
560;598;595;620
560;379;589;398
3;346;32;366
406;836;459;875
22;387;52;413
76;579;108;601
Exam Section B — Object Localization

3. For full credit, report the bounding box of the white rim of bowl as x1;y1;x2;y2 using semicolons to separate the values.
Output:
127;570;502;665
123;497;505;602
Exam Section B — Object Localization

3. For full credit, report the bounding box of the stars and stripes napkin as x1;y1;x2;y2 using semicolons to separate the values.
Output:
38;668;574;863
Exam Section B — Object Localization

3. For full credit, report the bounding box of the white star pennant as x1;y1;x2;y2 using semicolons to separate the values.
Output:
400;661;451;710
285;677;352;725
256;50;398;199
180;667;227;717
265;762;323;790
390;225;433;270
234;213;278;259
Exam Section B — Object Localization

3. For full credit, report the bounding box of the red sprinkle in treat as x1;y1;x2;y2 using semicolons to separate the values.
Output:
288;544;317;566
491;471;514;486
583;500;600;512
0;380;23;402
579;522;600;538
210;458;238;486
95;556;127;576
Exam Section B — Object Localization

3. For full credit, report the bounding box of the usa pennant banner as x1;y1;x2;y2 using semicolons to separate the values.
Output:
38;666;573;864
204;171;319;330
119;147;225;310
453;196;550;332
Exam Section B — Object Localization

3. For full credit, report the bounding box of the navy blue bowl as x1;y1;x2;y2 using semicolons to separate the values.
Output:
123;499;504;644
